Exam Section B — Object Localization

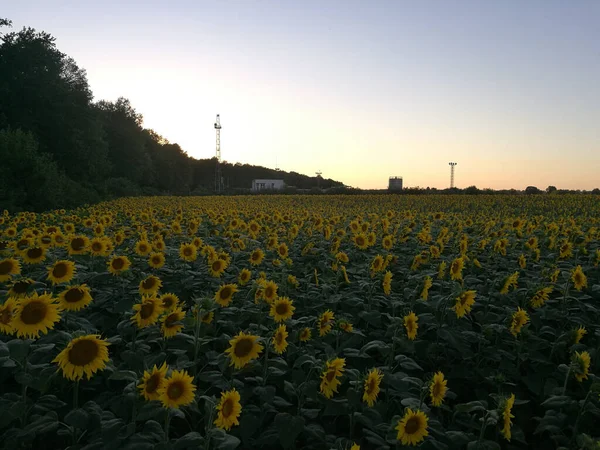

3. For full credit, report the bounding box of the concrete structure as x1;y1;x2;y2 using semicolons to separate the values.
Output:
388;176;403;191
252;179;285;192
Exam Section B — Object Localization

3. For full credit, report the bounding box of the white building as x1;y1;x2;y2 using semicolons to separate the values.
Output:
252;179;285;192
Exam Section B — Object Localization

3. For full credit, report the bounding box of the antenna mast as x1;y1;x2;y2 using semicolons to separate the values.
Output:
214;114;222;193
449;162;457;189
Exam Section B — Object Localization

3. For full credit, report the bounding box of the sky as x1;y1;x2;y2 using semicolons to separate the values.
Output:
4;1;600;189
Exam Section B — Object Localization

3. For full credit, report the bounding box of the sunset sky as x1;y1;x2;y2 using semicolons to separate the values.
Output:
5;1;599;189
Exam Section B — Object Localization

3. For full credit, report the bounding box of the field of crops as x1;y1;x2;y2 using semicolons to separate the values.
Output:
0;195;599;450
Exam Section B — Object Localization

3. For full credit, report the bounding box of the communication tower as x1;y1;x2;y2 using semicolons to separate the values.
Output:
214;114;223;193
449;162;457;188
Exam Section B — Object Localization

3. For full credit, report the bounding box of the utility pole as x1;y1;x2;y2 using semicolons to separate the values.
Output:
214;114;222;193
449;162;457;189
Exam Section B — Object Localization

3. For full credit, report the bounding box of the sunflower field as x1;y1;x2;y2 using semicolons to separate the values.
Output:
1;195;599;450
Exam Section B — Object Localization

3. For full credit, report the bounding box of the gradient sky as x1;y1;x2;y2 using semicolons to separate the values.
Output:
5;1;600;189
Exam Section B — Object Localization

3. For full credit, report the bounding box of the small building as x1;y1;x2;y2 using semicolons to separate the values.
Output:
252;179;285;192
388;176;403;191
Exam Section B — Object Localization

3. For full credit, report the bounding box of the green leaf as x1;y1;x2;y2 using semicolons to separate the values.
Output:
8;339;31;361
27;411;59;435
65;408;90;429
173;431;204;449
541;395;574;409
274;413;305;449
109;370;139;382
455;401;487;414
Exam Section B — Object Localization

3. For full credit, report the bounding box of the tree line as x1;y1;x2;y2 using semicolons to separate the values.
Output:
0;19;342;212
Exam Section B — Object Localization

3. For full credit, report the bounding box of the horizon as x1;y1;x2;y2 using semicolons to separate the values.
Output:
4;1;599;190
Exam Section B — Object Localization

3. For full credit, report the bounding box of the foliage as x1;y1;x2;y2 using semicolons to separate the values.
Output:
1;194;599;449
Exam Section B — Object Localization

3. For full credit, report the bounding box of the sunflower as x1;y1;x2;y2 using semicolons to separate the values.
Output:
200;310;214;324
571;265;587;291
362;368;383;407
225;331;263;369
501;394;515;441
179;243;197;262
157;369;196;408
58;284;93;311
139;275;162;295
208;258;227;277
262;280;278;304
340;265;350;283
134;240;152;257
138;362;168;401
438;261;447;279
108;255;131;275
382;235;394;250
272;324;289;354
572;351;591;382
574;326;587;344
0;298;17;334
453;290;476;318
530;286;552;308
420;276;433;301
336;251;349;263
353;234;368;250
215;284;239;307
320;358;345;398
89;237;109;257
270;297;295;322
191;237;204;248
429;372;447;407
132;296;163;328
370;255;384;275
404;312;418;340
47;260;76;285
287;274;299;288
449;257;464;281
67;235;89;255
12;293;61;338
249;248;265;266
8;278;34;297
160;293;179;311
395;408;429;446
22;246;46;264
161;308;185;339
339;321;353;332
500;272;519;294
381;270;392;296
213;388;243;431
277;242;289;259
148;252;165;269
299;327;312;342
53;334;110;381
509;307;529;337
559;241;573;259
0;258;20;282
238;268;252;285
550;269;560;283
317;310;335;336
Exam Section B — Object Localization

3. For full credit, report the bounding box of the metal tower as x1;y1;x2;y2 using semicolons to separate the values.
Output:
316;171;322;189
214;114;222;193
449;162;457;188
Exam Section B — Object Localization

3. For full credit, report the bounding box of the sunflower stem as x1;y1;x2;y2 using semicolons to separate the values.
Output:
192;312;201;379
476;411;489;448
262;342;270;386
73;380;79;409
561;365;572;396
572;389;592;442
164;409;171;442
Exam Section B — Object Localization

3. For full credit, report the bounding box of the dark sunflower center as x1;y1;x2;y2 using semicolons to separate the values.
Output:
152;256;162;264
41;236;52;245
68;339;99;366
20;300;48;324
356;237;364;245
460;295;468;306
53;263;69;278
112;258;125;270
167;381;183;399
27;247;43;259
212;261;222;271
140;302;155;319
265;287;274;298
139;244;148;252
241;273;249;281
366;379;376;394
252;253;259;260
233;338;254;357
64;288;85;303
405;416;420;435
222;399;234;417
326;369;337;382
574;273;582;283
275;303;288;315
72;238;85;250
142;278;156;290
145;374;160;393
165;313;179;328
220;287;232;299
12;281;30;294
92;242;103;252
432;382;442;397
162;297;174;308
184;247;192;256
0;260;13;274
275;332;283;344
